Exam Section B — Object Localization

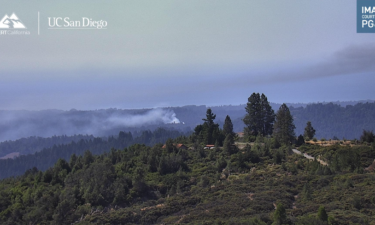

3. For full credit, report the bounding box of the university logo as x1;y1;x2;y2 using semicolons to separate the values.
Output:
0;13;26;29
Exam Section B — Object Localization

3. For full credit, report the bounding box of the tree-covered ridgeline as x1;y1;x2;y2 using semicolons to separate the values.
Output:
290;102;375;140
0;128;190;179
1;101;375;145
0;135;95;158
231;101;375;140
5;94;375;181
3;94;375;182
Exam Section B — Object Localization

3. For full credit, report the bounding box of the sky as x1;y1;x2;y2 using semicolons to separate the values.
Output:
0;0;374;110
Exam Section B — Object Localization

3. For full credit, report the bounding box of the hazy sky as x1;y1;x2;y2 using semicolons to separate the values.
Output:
0;1;374;110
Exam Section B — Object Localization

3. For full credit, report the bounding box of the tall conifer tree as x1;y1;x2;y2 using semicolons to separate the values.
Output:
223;115;234;137
273;104;296;145
202;108;220;145
243;93;275;137
304;121;316;140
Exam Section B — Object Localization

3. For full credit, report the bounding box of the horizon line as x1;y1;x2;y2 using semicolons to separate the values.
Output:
0;99;374;112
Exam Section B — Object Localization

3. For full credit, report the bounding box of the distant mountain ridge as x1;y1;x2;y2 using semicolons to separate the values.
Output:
0;135;94;158
1;100;374;179
0;100;373;143
208;100;375;139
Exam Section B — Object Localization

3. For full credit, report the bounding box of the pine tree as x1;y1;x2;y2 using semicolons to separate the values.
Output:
203;108;216;127
296;135;305;146
243;93;261;136
304;121;316;140
243;93;275;137
223;115;234;137
202;108;220;145
260;94;275;136
273;104;296;146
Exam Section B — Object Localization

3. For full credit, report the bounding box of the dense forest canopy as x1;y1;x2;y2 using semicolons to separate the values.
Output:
0;135;94;158
0;128;190;179
0;130;374;224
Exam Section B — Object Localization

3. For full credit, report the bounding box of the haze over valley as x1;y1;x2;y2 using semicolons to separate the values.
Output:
0;99;374;156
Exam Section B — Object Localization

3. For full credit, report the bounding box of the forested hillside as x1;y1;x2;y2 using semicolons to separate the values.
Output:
0;128;190;179
0;135;94;158
0;136;374;224
230;102;375;139
291;102;375;140
2;101;375;179
170;101;375;140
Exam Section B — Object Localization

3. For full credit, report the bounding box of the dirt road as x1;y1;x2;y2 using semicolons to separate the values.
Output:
292;149;328;166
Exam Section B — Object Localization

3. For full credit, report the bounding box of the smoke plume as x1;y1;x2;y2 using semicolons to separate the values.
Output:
0;108;181;142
